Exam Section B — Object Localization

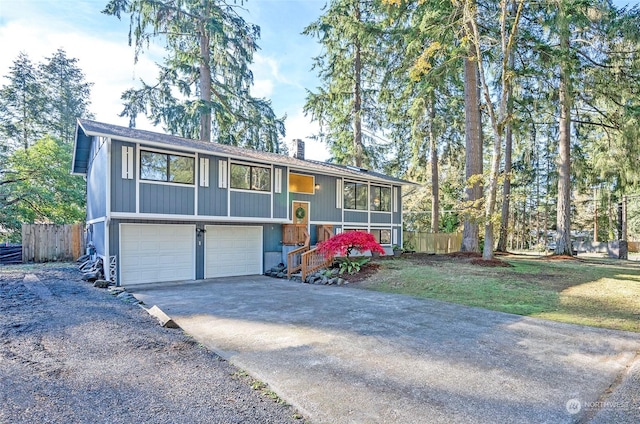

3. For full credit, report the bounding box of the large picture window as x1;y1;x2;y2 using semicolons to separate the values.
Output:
230;163;271;192
344;181;368;210
289;173;315;194
140;151;194;184
370;185;391;212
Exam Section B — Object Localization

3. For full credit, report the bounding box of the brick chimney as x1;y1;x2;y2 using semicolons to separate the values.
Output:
294;139;305;160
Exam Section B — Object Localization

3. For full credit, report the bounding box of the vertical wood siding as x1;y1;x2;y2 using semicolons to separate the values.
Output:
87;137;107;220
111;140;136;213
139;184;195;215
393;185;402;224
198;155;228;216
344;210;368;223
273;166;288;219
230;191;271;218
290;174;341;222
371;212;392;224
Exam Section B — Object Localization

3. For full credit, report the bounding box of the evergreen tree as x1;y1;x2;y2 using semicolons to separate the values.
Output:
304;0;387;168
103;0;285;152
39;49;94;145
0;52;46;151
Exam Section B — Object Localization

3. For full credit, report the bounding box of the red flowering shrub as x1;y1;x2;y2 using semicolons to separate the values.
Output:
316;231;385;259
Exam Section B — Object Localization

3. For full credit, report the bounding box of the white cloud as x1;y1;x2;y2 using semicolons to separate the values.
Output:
0;16;160;131
283;110;329;162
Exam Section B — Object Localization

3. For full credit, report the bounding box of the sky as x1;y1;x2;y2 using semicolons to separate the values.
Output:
0;0;330;160
0;0;638;163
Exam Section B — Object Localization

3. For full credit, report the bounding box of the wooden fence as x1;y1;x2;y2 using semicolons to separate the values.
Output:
22;224;85;263
403;231;462;254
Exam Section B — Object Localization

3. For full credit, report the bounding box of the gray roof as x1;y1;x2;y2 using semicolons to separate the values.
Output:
72;119;414;185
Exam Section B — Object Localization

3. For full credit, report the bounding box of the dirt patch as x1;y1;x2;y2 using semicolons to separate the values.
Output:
0;264;303;423
393;252;512;268
544;254;582;261
469;258;512;267
446;251;482;259
346;262;381;284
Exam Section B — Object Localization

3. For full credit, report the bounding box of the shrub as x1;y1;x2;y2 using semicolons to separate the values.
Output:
317;231;385;260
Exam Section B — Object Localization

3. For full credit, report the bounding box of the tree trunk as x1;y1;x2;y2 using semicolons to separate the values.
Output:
353;2;364;167
593;187;598;242
555;27;572;256
198;3;212;142
429;97;439;233
496;118;512;252
461;55;482;252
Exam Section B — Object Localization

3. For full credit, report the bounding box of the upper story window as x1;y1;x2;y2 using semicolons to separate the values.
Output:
140;151;194;184
230;163;271;192
370;185;391;212
289;173;315;194
344;181;368;210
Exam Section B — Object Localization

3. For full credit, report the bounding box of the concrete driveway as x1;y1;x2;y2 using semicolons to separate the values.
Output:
131;277;640;423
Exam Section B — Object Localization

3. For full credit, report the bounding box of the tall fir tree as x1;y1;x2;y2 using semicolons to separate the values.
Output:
39;49;93;145
304;0;387;168
0;52;46;151
103;0;285;152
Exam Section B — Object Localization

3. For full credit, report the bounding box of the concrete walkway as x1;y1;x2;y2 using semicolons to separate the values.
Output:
131;277;640;423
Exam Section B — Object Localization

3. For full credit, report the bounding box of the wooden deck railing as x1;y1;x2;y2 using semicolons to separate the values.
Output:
282;224;309;245
316;225;333;244
301;248;333;281
286;228;311;278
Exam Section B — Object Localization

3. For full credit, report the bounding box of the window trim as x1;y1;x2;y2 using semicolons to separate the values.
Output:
343;180;369;211
369;227;392;245
370;185;392;213
289;172;316;195
229;161;272;193
199;157;209;187
139;148;195;186
122;145;134;179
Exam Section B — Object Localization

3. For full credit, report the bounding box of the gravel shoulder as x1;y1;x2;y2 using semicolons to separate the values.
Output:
0;263;304;424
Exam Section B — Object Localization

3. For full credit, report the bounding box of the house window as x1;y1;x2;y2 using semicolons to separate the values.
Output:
289;173;315;194
370;186;391;212
230;163;271;192
344;182;368;210
140;151;194;184
370;229;391;245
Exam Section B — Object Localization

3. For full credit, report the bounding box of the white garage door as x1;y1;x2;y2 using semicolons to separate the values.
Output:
205;225;262;278
120;224;195;286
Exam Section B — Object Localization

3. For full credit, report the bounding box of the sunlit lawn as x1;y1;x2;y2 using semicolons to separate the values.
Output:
358;255;640;332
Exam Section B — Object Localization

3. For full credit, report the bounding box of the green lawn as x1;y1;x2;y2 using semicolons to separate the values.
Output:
357;254;640;332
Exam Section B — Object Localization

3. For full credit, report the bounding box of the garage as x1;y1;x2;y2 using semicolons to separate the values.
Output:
120;224;195;286
205;225;263;278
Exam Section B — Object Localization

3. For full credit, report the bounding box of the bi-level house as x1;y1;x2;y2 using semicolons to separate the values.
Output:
72;119;411;286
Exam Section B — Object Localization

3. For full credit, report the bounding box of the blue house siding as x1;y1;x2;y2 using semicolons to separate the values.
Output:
371;213;392;224
140;183;195;215
344;210;368;223
230;191;271;218
90;221;106;257
290;173;341;222
86;137;107;221
393;185;402;224
110;140;136;213
198;155;227;216
262;223;282;252
273;166;288;219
